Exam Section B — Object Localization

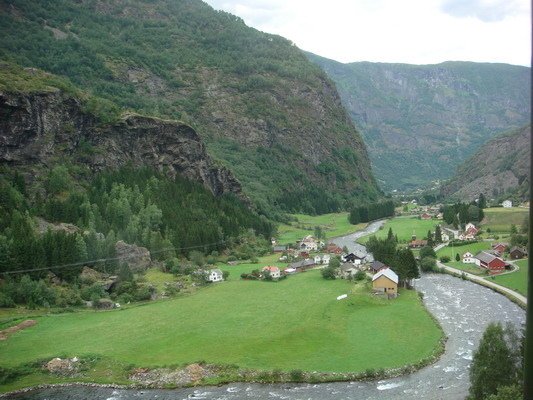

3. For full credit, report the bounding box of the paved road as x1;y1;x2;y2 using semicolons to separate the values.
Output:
437;261;527;306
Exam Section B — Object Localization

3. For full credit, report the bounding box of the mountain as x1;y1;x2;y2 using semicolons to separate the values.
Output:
0;0;380;216
307;53;530;191
440;125;531;202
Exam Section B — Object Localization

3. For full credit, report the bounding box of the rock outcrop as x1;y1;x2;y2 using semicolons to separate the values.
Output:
114;240;151;273
0;90;246;200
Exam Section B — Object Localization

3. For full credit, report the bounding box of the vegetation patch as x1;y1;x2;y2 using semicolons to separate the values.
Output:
358;216;439;244
488;259;528;296
480;207;529;233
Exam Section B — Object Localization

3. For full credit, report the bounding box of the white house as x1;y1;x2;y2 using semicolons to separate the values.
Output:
314;254;330;265
503;200;513;208
299;235;318;251
441;232;450;242
207;269;224;282
462;252;476;264
262;266;281;279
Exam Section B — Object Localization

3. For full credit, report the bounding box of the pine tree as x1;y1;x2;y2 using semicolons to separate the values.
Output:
426;230;434;247
435;225;442;243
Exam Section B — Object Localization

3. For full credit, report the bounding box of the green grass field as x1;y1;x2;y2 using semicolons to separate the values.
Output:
277;213;364;244
358;216;440;244
0;271;442;381
436;241;491;261
481;207;529;233
217;253;288;281
488;259;529;296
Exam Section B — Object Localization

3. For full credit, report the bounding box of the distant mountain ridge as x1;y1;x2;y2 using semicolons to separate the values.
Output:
0;0;380;216
307;53;531;191
440;125;531;202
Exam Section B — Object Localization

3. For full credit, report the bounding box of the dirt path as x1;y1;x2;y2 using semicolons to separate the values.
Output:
0;319;37;340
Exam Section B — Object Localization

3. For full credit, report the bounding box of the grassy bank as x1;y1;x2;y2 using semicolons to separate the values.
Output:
480;207;529;233
488;259;528;296
277;213;365;244
0;270;443;391
358;216;438;244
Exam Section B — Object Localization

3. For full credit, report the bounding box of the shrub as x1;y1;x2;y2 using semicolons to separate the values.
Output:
354;270;366;281
290;369;304;382
440;256;451;263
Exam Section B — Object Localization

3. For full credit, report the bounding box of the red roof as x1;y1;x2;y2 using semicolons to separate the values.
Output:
262;266;280;272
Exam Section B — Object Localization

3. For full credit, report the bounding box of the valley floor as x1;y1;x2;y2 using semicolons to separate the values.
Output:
0;268;443;392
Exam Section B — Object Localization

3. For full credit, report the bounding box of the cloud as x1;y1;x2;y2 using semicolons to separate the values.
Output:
440;0;527;22
203;0;531;66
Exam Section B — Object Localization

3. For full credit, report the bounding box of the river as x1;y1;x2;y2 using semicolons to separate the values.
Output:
5;222;526;400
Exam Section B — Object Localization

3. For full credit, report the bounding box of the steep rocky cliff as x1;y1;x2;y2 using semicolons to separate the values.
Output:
0;0;380;214
0;87;245;200
308;54;530;191
440;125;530;201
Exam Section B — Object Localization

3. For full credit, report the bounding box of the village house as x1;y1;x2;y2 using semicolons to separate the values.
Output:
339;263;358;279
464;223;479;238
372;268;399;297
262;266;281;279
509;246;527;260
443;227;460;240
370;260;388;274
409;238;428;248
326;243;343;255
288;258;316;272
502;200;513;208
207;269;224;282
492;243;508;254
420;212;432;220
475;251;507;274
441;232;450;242
314;254;331;265
462;252;476;264
298;235;319;251
342;250;366;265
272;245;287;253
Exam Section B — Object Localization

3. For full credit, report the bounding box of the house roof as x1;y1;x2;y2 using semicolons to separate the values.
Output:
463;252;474;257
288;259;316;269
370;260;387;271
372;268;399;284
210;269;223;275
340;263;357;271
262;266;280;272
475;251;500;264
510;246;527;254
273;245;287;251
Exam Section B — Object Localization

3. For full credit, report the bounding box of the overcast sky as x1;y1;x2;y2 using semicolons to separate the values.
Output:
203;0;531;66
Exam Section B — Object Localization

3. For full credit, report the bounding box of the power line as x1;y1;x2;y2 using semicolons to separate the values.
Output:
0;239;226;275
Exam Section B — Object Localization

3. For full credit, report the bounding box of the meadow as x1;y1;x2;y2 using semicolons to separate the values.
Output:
488;259;528;296
436;242;492;275
0;270;442;390
358;216;440;244
480;207;529;233
276;212;365;244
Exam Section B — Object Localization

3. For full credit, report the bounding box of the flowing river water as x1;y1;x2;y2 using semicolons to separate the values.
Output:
5;221;526;400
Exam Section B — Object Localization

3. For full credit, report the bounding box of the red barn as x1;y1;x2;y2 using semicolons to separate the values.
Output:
475;251;507;274
491;243;508;254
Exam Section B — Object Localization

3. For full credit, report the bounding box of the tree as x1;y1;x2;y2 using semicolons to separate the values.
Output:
453;214;460;229
478;193;487;209
426;230;434;247
222;270;230;280
329;257;341;269
394;248;419;285
420;246;436;259
469;323;522;400
420;256;436;272
455;253;461;262
321;266;336;280
434;225;442;243
387;227;394;241
510;224;518;234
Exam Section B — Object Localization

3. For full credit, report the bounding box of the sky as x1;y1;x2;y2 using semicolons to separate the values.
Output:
203;0;531;66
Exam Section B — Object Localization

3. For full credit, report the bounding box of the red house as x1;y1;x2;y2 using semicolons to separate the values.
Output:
326;244;343;255
475;251;507;274
420;213;432;220
491;243;508;254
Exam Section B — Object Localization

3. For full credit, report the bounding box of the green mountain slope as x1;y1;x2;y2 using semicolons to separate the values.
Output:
0;0;380;216
440;125;531;202
307;53;530;191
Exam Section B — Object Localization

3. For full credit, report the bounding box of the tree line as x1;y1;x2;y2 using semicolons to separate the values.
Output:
348;200;395;225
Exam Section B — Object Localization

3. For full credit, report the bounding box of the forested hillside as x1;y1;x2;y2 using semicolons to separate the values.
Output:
0;0;380;215
440;125;531;202
308;53;530;191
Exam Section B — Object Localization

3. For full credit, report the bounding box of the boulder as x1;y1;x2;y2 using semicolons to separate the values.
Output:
115;240;151;273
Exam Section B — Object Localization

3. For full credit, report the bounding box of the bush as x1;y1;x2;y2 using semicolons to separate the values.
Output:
354;270;366;281
420;256;437;272
440;256;451;263
290;369;304;382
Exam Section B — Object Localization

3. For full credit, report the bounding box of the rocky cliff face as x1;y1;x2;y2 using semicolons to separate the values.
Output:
308;54;531;191
440;125;530;201
0;90;245;200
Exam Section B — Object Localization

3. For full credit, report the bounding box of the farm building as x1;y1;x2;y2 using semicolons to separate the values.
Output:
509;247;527;260
372;268;399;297
474;251;507;274
492;243;508;254
370;260;388;273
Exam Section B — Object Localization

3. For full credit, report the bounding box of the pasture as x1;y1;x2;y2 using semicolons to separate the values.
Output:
0;271;442;385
